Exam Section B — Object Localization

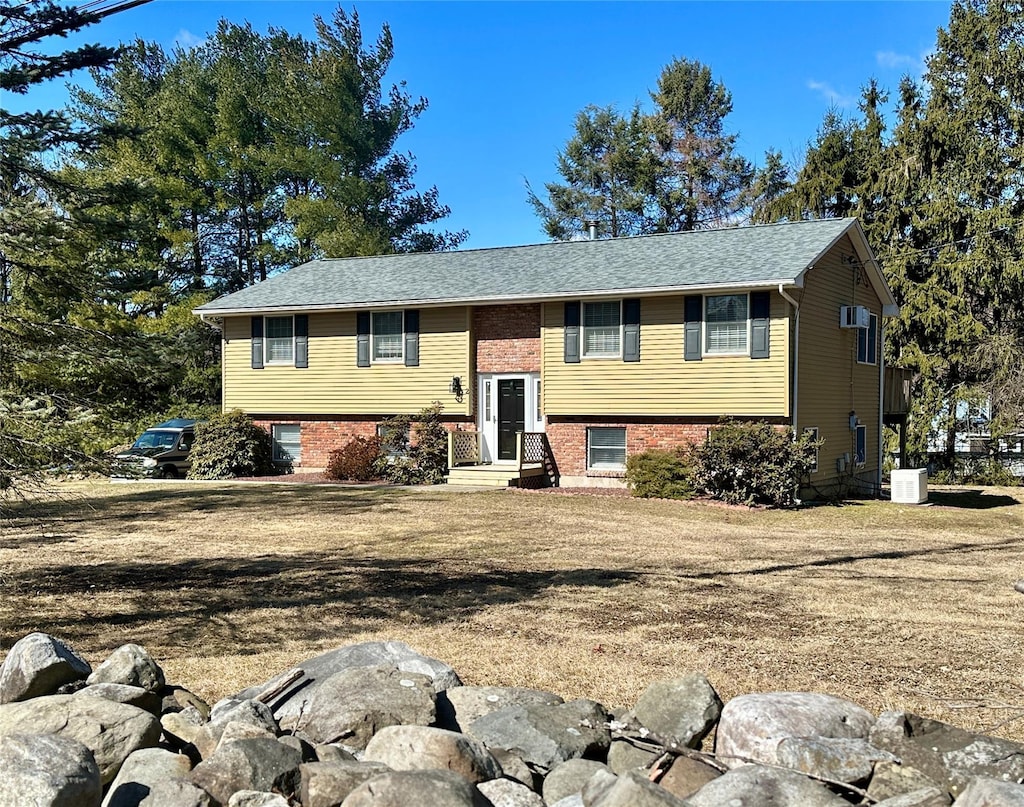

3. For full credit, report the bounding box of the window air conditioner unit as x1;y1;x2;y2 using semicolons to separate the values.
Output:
891;468;928;504
840;305;870;329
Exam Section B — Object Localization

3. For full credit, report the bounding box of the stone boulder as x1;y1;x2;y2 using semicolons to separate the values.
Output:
0;694;160;784
952;776;1024;806
77;683;162;715
686;762;852;807
190;737;302;805
103;747;193;807
441;686;564;731
716;692;875;768
194;699;280;759
0;733;101;807
623;673;722;748
542;758;611;804
88;644;165;693
870;711;1024;800
235;641;460;726
289;665;437;749
477;778;545;807
0;632;91;703
657;755;722;800
467;699;610;771
776;735;897;784
339;769;493;806
362;725;501;783
874;788;952;807
299;759;392;807
581;769;690;807
227;791;291;807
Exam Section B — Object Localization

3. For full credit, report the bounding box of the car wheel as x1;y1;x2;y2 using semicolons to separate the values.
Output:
156;465;177;479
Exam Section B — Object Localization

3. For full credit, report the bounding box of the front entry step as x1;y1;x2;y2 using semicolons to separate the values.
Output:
445;464;546;488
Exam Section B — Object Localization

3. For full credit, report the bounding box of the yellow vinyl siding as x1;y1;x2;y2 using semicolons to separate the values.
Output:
797;235;883;482
541;294;790;416
222;308;472;415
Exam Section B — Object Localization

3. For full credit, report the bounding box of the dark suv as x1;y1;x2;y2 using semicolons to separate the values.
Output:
115;419;197;478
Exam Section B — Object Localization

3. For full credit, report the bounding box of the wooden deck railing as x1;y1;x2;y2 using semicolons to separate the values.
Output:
516;431;549;470
447;431;482;467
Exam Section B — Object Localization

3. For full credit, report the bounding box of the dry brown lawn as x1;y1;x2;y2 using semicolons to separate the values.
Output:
3;480;1024;741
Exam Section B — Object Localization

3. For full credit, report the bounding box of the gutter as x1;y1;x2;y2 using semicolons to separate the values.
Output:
778;284;801;435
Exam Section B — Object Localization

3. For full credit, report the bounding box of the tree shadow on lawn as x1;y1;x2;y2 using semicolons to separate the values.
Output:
926;488;1021;510
1;552;640;652
2;483;407;531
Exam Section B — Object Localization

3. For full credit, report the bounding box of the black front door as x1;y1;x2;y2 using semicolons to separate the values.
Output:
497;379;526;461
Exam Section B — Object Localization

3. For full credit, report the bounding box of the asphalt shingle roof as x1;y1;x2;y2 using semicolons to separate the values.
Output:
195;218;859;313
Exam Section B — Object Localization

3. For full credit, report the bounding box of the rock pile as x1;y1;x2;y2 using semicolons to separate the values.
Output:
1;632;1022;806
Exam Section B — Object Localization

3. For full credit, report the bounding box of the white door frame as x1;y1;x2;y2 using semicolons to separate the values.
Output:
478;372;542;463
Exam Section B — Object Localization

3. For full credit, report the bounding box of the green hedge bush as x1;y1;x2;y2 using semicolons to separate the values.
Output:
691;420;818;507
186;409;275;479
625;449;695;499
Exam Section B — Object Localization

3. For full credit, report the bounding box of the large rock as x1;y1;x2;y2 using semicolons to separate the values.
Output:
581;769;690;807
467;699;611;771
441;686;564;731
686;763;851;807
952;776;1024;806
292;665;437;749
0;632;91;703
299;760;392;807
103;747;192;807
77;683;162;716
0;694;160;784
362;725;501;783
227;792;291;807
88;644;165;693
477;778;545;807
236;641;460;726
194;699;279;759
870;711;1024;799
624;673;722;749
874;789;952;807
542;758;611;804
606;737;658;774
0;733;101;807
340;769;493;806
190;737;302;805
776;735;897;783
716;692;875;768
657;755;722;800
140;780;214;806
868;761;949;803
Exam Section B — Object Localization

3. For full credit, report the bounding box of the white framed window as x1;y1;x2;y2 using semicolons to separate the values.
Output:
855;424;867;466
377;421;410;458
705;294;748;355
587;427;626;470
803;426;819;473
536;380;542;423
372;311;404;362
484;380;493;422
265;316;294;363
272;423;301;463
583;300;621;358
857;313;878;365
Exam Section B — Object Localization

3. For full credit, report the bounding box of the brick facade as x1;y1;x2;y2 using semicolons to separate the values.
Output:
253;415;469;469
545;417;721;480
473;304;541;373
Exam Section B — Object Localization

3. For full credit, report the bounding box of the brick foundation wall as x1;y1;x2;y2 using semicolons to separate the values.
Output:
546;418;719;479
252;415;470;469
473;304;541;374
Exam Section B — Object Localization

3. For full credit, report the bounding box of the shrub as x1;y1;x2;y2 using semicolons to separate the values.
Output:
325;436;382;481
625;449;695;499
187;409;275;479
691;420;818;508
378;402;449;485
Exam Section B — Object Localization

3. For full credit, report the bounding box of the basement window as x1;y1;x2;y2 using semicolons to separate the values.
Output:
587;427;626;470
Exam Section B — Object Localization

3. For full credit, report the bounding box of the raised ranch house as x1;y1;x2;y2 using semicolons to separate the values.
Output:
195;218;905;494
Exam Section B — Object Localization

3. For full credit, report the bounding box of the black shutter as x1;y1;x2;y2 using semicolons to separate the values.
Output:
251;316;264;369
623;298;640;362
356;312;370;367
564;301;580;364
684;295;702;361
404;309;419;367
867;314;878;364
750;291;770;359
294;314;308;368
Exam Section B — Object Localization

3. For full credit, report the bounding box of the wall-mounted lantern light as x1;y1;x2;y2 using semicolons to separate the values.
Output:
449;376;464;402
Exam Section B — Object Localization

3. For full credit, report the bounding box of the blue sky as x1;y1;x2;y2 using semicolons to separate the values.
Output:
10;1;953;249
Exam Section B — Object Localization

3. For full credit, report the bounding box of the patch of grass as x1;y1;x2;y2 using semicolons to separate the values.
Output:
3;481;1024;741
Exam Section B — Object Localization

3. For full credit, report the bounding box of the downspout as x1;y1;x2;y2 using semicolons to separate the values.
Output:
778;284;800;435
878;317;885;495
